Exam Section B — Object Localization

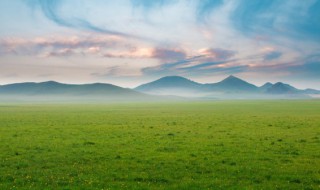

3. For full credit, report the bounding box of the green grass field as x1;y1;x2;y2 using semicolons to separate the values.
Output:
0;100;319;189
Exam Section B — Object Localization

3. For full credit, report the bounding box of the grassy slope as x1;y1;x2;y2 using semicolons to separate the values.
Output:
0;100;319;189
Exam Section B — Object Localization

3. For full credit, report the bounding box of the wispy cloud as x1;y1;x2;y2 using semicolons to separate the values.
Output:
131;0;176;9
0;35;187;62
230;0;320;41
0;35;131;57
25;0;134;38
91;65;143;77
196;0;224;21
142;47;240;76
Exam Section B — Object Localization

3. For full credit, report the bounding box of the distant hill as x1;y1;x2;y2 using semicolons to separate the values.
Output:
205;75;258;93
135;75;259;97
0;76;319;101
135;76;205;97
259;82;273;92
0;81;149;101
266;82;300;94
134;75;318;99
304;88;320;94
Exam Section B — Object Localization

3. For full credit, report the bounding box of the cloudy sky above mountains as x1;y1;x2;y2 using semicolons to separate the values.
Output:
0;0;319;88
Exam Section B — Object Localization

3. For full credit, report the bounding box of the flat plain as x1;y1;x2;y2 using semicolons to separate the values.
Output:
0;100;319;189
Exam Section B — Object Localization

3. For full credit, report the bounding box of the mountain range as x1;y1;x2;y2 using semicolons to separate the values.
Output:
135;75;319;98
0;76;319;101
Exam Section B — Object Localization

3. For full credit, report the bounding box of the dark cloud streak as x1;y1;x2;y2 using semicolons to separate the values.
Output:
263;51;282;61
152;48;187;62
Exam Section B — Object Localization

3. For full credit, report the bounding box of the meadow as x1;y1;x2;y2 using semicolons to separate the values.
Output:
0;100;319;189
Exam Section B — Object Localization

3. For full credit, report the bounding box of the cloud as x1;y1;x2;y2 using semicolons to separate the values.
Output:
44;48;74;57
0;35;130;57
263;51;282;61
199;65;248;75
284;54;320;79
0;35;192;63
103;48;154;59
199;48;237;61
25;0;133;38
173;48;237;70
152;47;236;70
86;47;101;54
91;66;143;77
151;48;187;62
230;0;320;41
131;0;176;9
196;0;224;21
143;60;247;77
242;53;320;81
142;47;239;76
101;47;188;62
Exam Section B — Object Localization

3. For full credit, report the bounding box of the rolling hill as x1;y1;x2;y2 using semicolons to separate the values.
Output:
135;76;205;97
135;75;260;97
204;75;259;92
0;81;149;101
259;82;273;92
266;82;300;94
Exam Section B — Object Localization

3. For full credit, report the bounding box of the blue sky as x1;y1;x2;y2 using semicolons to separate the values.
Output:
0;0;319;88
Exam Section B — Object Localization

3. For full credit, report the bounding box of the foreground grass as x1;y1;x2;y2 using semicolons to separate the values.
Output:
0;100;319;189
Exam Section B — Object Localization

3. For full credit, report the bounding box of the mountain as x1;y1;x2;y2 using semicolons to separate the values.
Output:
205;75;259;92
134;75;317;99
135;75;260;98
0;77;318;101
304;88;320;94
135;76;205;97
0;81;149;101
259;82;273;92
266;82;300;94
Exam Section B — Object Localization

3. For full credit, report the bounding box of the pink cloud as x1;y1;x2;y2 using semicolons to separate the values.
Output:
151;48;187;62
86;47;101;54
0;35;128;57
198;48;236;61
103;48;154;59
44;48;74;57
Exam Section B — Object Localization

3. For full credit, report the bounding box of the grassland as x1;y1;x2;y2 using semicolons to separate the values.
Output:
0;100;319;189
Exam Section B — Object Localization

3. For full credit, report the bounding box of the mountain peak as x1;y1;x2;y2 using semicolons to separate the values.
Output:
158;76;190;81
259;82;273;91
222;75;239;81
39;81;64;87
260;82;273;88
274;82;284;86
134;76;203;96
142;76;198;85
209;75;258;92
267;82;299;94
41;81;61;84
227;75;236;79
221;75;247;83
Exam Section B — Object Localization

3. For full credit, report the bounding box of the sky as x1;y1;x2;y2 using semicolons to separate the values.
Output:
0;0;319;89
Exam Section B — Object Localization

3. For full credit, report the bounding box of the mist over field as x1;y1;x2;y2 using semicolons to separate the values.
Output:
0;75;318;102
